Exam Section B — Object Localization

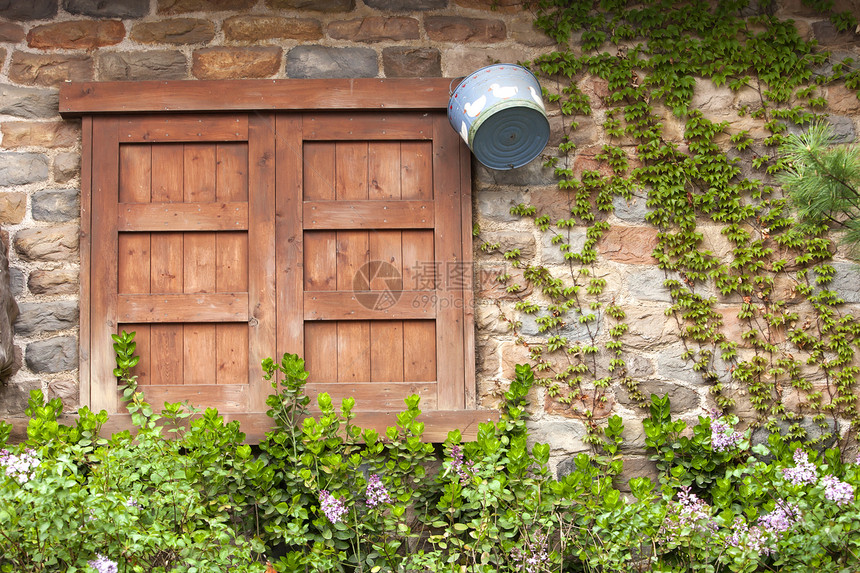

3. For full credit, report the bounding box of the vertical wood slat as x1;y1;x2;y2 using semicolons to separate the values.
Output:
151;144;183;202
401;141;432;200
276;114;304;362
336;142;368;200
404;321;435;382
303;142;335;201
304;322;337;383
371;320;403;382
91;117;120;413
368;142;401;199
217;323;248;385
184;143;217;202
303;232;336;291
216;143;248;202
119;323;151;387
459;140;476;409
216;233;248;293
79;116;93;407
184;323;216;385
337;321;370;382
118;145;151;203
248;113;277;411
433;115;465;409
151;326;183;385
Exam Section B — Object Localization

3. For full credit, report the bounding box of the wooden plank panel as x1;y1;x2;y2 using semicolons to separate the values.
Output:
433;115;465;409
401;230;435;291
336;230;368;291
303;142;335;201
216;232;248;292
460;140;476;409
91;116;120;413
216;323;248;385
151;144;184;202
404;321;436;382
184;323;216;385
368;142;401;199
369;230;402;290
117;202;248;231
183;232;216;293
337;321;370;382
335;142;368;200
135;384;249;412
303;113;432;140
79;116;92;406
371;321;404;382
61;79;453;115
150;324;183;386
184;144;217;202
119;115;248;142
276;114;304;363
151;232;183;293
306;382;435;410
303;232;336;291
304;201;433;230
118;323;151;386
117;234;151;294
216;143;249;202
304;322;337;383
248;113;277;411
401;141;433;200
118;145;151;203
304;291;435;320
118;293;250;322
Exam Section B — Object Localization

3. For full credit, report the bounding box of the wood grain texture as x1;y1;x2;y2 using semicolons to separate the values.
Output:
306;381;434;410
118;293;249;322
79;116;93;406
60;79;452;115
117;202;248;231
304;321;337;383
459;141;476;409
119;115;247;142
133;384;249;412
304;291;435;320
303;113;432;141
303;201;433;230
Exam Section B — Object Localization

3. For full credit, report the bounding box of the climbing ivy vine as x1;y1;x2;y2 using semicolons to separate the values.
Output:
478;0;860;448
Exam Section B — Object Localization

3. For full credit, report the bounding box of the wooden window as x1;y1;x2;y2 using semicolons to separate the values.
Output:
63;80;493;441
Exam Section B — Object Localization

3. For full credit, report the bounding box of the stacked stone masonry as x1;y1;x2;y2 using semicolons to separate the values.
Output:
0;0;858;481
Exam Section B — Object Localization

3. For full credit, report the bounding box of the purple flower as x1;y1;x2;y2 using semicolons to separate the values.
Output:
659;487;717;543
821;475;854;506
782;449;818;485
0;448;40;484
365;474;392;508
727;517;772;556
88;555;118;573
318;490;348;524
710;418;741;452
510;531;548;573
758;500;800;534
449;445;475;485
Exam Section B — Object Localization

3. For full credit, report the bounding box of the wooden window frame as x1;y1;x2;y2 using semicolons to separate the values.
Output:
61;79;497;441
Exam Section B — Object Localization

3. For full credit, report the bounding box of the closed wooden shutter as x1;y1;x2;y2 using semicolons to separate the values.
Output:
70;79;487;440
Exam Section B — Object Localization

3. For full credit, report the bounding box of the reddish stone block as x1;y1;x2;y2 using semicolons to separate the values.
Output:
27;20;125;50
424;16;506;43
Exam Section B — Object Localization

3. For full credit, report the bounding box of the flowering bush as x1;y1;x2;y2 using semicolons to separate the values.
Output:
1;334;859;572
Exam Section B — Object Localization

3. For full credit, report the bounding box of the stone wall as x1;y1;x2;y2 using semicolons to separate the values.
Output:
0;0;858;475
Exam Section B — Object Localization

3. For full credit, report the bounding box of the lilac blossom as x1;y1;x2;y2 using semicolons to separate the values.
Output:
365;474;392;508
0;448;40;484
821;475;854;506
449;445;475;485
782;449;818;486
710;418;741;452
88;555;118;573
318;490;348;524
125;498;142;510
758;500;801;534
510;531;549;573
726;517;772;556
660;487;718;543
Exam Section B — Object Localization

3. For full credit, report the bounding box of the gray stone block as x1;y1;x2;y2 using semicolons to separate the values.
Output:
657;347;704;385
0;378;38;415
98;51;187;81
617;380;700;413
9;266;23;297
0;0;57;20
519;309;602;340
826;115;856;144
475;189;527;222
25;336;78;373
364;0;446;9
286;46;378;79
0;84;60;119
826;262;860;303
64;0;149;17
613;193;651;224
474;156;557;186
53;152;80;183
625;266;673;303
0;153;50;187
526;419;589;454
540;228;586;264
14;301;79;337
751;416;837;451
32;189;80;222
